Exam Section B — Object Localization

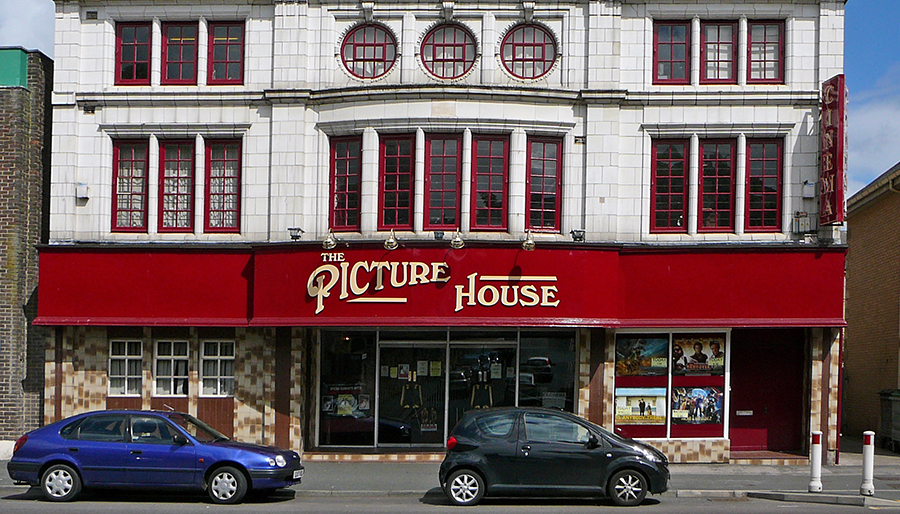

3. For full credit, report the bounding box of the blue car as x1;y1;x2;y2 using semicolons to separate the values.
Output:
7;410;304;504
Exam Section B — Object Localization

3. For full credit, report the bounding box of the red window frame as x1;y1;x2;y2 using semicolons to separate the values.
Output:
698;139;736;232
204;140;242;233
115;22;152;85
745;139;783;232
379;135;415;230
747;21;784;84
112;140;149;232
158;140;195;233
421;25;477;80
650;139;689;234
424;134;462;230
700;21;736;84
653;21;690;85
500;24;557;80
330;136;362;232
341;24;397;80
208;22;244;85
471;136;509;231
161;22;198;85
526;137;562;232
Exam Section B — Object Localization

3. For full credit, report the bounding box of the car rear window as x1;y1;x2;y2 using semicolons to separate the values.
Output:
474;411;517;438
74;415;126;442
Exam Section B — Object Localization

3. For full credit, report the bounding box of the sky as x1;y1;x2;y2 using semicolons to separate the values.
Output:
0;0;893;197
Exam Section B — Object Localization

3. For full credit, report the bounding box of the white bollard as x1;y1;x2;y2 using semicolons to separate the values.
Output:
809;431;823;492
860;430;875;496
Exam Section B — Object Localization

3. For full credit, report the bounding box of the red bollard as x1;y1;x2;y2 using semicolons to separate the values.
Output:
860;431;875;496
809;431;822;492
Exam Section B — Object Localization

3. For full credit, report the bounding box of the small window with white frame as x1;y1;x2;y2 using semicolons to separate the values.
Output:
201;340;235;396
109;340;143;396
155;340;189;396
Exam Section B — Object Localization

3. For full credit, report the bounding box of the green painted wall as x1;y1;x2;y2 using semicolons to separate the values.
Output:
0;48;28;87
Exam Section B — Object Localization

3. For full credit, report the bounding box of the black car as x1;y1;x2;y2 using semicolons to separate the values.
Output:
439;407;668;507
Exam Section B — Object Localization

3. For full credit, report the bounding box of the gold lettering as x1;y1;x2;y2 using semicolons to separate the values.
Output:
408;262;430;285
823;130;834;151
339;262;350;300
307;265;340;315
431;262;450;283
540;286;560;307
823;84;836;105
390;262;408;288
822;153;833;172
500;286;519;307
478;285;500;307
519;285;540;307
821;174;835;194
349;261;370;296
454;273;478;312
372;261;391;291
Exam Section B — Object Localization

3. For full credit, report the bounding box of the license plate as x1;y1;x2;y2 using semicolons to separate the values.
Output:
293;469;304;480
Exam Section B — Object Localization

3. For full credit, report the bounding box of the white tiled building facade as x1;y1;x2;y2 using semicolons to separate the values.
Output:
51;0;844;244
41;0;846;463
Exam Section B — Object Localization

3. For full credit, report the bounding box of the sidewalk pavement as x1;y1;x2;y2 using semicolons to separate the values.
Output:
2;437;900;508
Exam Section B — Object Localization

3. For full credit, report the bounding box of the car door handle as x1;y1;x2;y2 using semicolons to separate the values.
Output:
67;448;78;452
130;450;143;455
521;445;531;456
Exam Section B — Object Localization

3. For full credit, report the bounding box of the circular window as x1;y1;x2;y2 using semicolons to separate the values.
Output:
341;24;397;79
421;25;477;79
500;24;557;79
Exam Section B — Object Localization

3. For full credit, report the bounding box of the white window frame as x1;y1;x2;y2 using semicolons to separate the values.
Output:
200;339;235;397
154;339;190;396
109;339;143;396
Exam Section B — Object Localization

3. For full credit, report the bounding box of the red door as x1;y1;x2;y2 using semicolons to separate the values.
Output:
729;329;805;451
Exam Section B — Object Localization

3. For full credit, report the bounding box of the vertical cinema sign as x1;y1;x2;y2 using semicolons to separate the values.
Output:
820;74;848;225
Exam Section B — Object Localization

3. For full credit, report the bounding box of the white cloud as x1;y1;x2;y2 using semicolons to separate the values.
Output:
0;0;55;58
847;91;900;196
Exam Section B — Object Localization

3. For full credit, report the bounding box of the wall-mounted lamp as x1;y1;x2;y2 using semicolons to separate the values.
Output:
384;229;399;251
522;230;535;251
450;230;465;249
287;227;305;241
322;229;340;250
570;229;585;242
434;230;445;240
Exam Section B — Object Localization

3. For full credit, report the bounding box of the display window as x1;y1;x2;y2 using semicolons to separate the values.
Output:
615;333;727;439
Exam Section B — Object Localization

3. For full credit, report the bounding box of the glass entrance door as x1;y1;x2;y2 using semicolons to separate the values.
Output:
447;345;517;431
377;345;446;446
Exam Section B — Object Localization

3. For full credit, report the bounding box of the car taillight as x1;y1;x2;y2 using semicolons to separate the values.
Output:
13;435;27;454
446;436;457;450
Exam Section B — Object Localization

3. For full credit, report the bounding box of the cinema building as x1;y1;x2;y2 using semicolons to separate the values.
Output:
37;0;846;463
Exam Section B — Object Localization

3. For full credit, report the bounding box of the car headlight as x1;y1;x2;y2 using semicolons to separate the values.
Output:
275;455;286;467
640;447;661;463
266;457;276;466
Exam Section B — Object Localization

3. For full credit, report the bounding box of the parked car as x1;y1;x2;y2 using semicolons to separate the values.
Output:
7;410;304;504
439;407;668;507
522;357;554;383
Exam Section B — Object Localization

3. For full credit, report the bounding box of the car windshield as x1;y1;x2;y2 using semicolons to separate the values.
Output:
166;413;229;443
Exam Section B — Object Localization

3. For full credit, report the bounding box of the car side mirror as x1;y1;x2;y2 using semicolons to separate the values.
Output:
586;434;600;449
172;434;188;445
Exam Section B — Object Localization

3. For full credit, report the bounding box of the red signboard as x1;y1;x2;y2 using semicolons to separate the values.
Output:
820;74;848;225
35;244;846;329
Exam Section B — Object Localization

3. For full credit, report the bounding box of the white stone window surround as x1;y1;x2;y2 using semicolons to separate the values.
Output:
640;2;797;90
640;122;796;241
99;124;250;240
316;119;576;241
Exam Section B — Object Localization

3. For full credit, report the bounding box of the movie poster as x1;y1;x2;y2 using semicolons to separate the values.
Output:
615;336;669;376
614;387;667;425
671;386;724;425
672;336;725;376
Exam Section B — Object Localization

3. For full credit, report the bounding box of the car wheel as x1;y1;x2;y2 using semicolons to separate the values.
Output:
41;464;82;502
608;469;648;507
445;469;485;506
207;466;248;504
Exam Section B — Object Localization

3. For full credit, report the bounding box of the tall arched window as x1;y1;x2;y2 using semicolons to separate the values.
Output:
421;24;477;79
341;24;397;79
500;24;557;80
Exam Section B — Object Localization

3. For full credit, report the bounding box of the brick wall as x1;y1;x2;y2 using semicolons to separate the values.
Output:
0;50;52;439
844;193;900;435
